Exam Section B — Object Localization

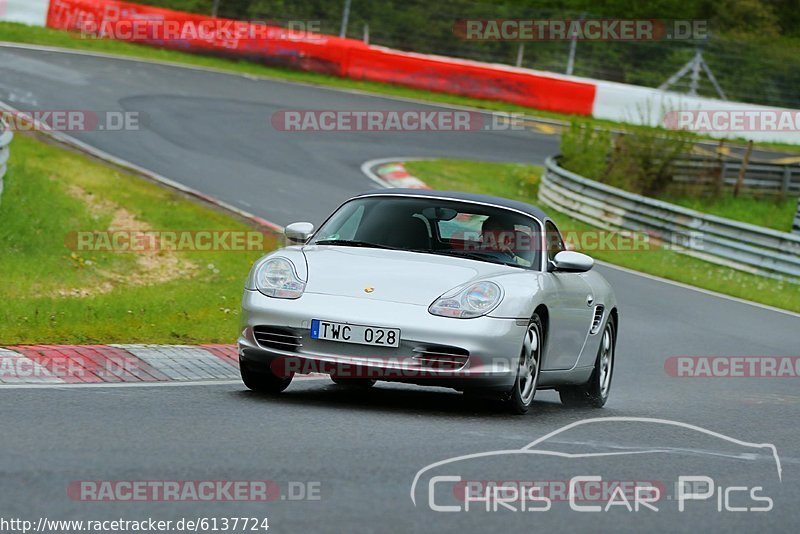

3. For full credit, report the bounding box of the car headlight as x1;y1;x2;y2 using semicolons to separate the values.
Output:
255;257;306;299
429;281;503;319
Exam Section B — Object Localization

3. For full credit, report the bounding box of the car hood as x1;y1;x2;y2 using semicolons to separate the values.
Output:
301;245;512;305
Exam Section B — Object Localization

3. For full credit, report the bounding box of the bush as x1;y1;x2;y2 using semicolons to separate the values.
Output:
560;120;693;197
560;121;611;182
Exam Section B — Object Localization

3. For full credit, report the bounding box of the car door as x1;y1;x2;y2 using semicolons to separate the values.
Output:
541;220;595;370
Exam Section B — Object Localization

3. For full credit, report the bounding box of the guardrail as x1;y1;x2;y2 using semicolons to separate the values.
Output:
794;199;800;234
671;155;800;196
0;119;12;204
539;156;800;280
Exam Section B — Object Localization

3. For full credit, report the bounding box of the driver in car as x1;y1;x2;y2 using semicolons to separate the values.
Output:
479;216;533;267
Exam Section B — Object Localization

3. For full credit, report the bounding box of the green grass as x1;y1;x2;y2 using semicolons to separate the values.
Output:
2;21;800;154
0;134;278;344
659;193;797;232
404;159;800;313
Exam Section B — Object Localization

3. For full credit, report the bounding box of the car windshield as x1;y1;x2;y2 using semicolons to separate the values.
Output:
310;196;542;270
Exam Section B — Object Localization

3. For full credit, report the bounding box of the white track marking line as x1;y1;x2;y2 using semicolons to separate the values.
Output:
4;40;796;160
0;98;285;233
0;375;328;390
0;41;561;133
596;260;800;320
0;379;243;390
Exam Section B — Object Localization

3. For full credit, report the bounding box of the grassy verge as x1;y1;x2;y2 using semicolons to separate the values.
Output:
658;193;797;232
2;21;800;154
404;159;800;313
0;133;278;344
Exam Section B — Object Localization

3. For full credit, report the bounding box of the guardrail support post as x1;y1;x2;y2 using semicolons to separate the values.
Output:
714;140;725;197
794;199;800;235
733;140;753;198
781;166;791;198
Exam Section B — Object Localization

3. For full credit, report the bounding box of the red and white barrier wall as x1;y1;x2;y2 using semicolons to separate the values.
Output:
2;0;50;25
2;0;798;144
591;79;800;144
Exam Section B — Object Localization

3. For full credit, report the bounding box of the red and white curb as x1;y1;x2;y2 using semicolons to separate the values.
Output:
0;344;317;387
361;158;431;190
0;345;328;386
376;163;429;189
0;160;425;390
0;345;239;385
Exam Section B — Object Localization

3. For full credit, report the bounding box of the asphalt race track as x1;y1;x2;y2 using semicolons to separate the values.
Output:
1;45;799;532
0;45;557;226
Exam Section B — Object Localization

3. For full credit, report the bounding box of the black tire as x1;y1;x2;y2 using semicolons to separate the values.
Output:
330;375;376;388
559;318;615;408
240;362;293;394
504;313;544;415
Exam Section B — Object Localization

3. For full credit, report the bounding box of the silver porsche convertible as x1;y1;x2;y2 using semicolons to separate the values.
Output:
238;189;618;413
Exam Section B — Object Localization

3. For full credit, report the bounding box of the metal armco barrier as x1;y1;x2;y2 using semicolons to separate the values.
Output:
539;157;800;280
672;155;800;196
0;120;12;204
794;200;800;235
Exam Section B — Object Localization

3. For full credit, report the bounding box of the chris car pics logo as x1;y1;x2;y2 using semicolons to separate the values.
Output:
411;417;781;513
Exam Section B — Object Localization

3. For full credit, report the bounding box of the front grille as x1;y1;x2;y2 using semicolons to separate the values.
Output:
253;326;303;351
590;305;605;335
412;345;469;370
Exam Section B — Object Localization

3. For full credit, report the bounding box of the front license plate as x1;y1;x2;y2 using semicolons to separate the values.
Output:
310;319;400;348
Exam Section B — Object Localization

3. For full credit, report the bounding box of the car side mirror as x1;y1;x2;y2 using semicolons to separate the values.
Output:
285;222;315;244
552;251;594;273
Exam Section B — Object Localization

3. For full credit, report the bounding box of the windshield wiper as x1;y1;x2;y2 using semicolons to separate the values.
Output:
414;248;520;268
313;239;398;250
313;241;521;267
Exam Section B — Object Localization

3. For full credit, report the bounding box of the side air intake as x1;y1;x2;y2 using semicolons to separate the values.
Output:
590;305;605;335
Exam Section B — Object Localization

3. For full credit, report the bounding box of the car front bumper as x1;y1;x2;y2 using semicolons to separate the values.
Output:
238;289;527;391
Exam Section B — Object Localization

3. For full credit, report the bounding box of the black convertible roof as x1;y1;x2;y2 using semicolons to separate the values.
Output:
355;188;549;221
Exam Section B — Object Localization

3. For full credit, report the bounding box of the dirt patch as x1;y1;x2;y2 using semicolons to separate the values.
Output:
58;185;198;297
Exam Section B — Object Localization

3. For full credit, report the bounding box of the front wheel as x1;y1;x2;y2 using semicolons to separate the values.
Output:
505;313;543;414
240;362;293;394
559;319;615;408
